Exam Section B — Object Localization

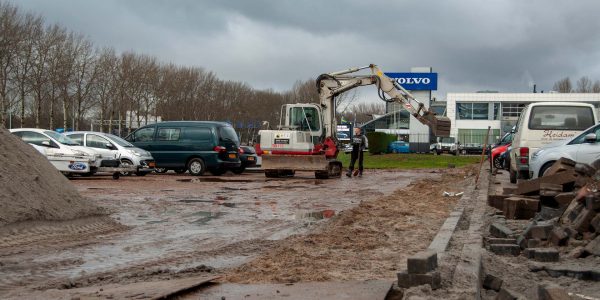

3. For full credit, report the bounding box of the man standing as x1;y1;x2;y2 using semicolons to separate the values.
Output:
346;127;367;177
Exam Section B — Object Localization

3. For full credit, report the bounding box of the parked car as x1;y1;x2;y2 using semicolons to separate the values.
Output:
126;121;241;176
433;137;458;155
388;141;409;153
530;123;600;179
234;145;258;174
10;128;100;176
459;143;483;155
66;131;155;176
490;132;513;169
509;102;597;183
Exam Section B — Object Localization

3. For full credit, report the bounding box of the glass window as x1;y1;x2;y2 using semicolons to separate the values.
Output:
157;128;181;141
570;124;600;145
68;134;84;145
133;127;155;142
15;131;52;147
44;131;79;145
502;103;528;118
87;134;111;149
493;103;500;120
184;127;212;141
289;107;320;131
457;103;489;120
105;134;134;147
529;106;595;130
218;126;240;143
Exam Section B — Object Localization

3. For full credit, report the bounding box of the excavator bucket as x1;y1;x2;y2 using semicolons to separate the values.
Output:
423;114;451;137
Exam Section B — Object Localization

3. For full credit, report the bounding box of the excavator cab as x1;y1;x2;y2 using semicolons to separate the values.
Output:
422;112;451;137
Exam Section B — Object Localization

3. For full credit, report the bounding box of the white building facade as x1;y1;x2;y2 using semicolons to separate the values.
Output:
446;93;600;145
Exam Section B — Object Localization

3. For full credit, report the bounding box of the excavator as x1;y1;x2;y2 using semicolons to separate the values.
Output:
255;64;451;179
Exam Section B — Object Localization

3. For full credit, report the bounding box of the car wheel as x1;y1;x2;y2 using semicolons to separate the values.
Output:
187;158;206;176
493;156;503;169
155;168;167;173
231;166;246;174
174;169;187;174
538;161;555;178
509;168;517;184
120;159;134;176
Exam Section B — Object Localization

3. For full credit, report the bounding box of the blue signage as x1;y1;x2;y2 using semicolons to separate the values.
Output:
384;72;438;91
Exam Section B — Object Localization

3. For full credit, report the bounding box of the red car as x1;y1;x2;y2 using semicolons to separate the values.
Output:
490;133;513;169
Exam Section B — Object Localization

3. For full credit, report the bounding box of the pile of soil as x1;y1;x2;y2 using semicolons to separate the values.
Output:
0;126;104;226
226;166;476;283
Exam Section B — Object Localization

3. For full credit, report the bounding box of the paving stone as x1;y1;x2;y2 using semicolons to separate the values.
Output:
515;177;542;196
540;170;578;186
538;283;571;300
486;238;518;246
530;264;600;281
490;223;514;238
482;273;503;291
533;248;560;262
572;208;596;233
553;192;576;207
528;224;554;240
537;206;562;221
549;227;569;246
397;270;441;289
527;239;543;248
490;244;520;256
503;197;539;220
574;163;596;177
496;287;527;300
585;235;600;256
407;250;438;274
517;235;528;250
568;246;586;258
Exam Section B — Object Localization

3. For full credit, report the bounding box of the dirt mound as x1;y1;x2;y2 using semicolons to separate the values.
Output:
0;126;104;226
225;167;474;283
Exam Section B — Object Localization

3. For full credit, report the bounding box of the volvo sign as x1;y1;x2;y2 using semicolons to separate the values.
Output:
384;72;438;91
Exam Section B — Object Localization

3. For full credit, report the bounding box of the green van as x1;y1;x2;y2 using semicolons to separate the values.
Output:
126;121;241;176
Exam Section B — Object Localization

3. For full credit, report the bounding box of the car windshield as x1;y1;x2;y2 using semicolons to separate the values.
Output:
441;137;455;143
44;131;79;145
105;134;134;147
219;126;240;143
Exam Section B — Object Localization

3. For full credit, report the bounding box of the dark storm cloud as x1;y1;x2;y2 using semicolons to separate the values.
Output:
15;0;600;97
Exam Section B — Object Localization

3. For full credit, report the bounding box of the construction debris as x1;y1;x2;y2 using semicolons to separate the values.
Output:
397;250;441;290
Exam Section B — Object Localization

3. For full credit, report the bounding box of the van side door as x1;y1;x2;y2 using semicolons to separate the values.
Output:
154;127;184;168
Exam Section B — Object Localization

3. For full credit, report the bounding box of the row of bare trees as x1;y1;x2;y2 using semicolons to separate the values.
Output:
0;2;337;142
553;77;600;93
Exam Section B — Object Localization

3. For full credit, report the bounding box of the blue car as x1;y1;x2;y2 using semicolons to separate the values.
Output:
388;141;410;153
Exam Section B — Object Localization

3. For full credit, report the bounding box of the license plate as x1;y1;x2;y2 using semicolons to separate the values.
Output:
247;156;255;161
228;153;237;159
274;138;289;144
149;162;156;167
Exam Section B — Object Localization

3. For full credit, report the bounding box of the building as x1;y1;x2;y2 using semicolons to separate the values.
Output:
446;92;600;145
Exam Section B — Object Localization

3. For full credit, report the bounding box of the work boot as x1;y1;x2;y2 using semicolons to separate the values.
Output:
353;169;359;177
358;171;363;177
346;170;352;177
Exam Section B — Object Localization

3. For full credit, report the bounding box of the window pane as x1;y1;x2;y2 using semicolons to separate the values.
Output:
529;106;595;130
68;134;83;145
157;128;181;141
472;103;489;120
87;134;110;148
184;127;212;141
289;107;320;131
134;127;155;142
456;103;472;120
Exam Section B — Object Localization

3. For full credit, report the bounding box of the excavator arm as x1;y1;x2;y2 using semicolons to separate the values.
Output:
316;64;451;137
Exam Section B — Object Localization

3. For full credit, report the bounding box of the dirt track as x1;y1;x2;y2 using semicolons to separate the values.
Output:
0;169;452;298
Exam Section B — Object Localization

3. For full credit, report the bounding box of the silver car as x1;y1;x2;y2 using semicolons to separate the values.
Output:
529;123;600;178
66;131;156;176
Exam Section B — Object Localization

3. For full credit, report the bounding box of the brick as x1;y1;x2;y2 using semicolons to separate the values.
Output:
524;248;536;258
517;235;528;249
537;206;562;221
515;177;542;195
549;227;569;246
591;214;600;233
496;287;527;300
490;223;514;238
554;192;576;207
534;248;560;262
490;244;520;256
568;246;586;258
575;175;588;188
489;194;510;210
584;236;600;256
503;197;539;220
565;202;585;223
540;183;563;192
486;238;518;246
482;273;503;291
572;208;596;233
540;170;578;186
528;223;553;240
397;270;441;289
585;194;600;210
538;284;571;300
407;250;438;274
574;163;596;177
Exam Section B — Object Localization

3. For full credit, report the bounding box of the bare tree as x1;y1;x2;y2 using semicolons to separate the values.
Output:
552;77;572;93
576;76;593;93
593;80;600;93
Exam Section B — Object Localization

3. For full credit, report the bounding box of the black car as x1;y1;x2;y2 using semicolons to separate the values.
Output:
233;145;258;174
459;143;484;155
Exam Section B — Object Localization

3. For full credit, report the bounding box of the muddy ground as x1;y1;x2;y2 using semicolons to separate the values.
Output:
0;168;458;298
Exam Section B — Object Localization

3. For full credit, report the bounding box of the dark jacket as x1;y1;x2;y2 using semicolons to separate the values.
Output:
351;134;367;151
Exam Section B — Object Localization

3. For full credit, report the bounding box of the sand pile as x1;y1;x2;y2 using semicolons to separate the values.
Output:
0;126;104;226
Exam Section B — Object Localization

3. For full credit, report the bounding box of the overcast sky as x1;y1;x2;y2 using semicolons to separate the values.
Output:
14;0;600;101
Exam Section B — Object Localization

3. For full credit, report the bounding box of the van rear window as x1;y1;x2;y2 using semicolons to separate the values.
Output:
158;128;181;141
528;106;594;130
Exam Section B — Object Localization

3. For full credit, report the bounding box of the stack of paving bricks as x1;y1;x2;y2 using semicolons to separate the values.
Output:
488;158;600;262
396;250;441;290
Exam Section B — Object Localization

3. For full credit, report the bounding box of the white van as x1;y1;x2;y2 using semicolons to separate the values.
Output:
509;102;598;183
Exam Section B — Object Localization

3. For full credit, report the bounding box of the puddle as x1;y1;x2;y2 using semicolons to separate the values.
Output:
146;220;168;224
178;199;213;203
188;211;227;225
295;209;336;220
222;203;236;208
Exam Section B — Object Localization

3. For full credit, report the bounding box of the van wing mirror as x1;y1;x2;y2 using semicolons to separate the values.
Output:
105;143;116;149
584;133;597;143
